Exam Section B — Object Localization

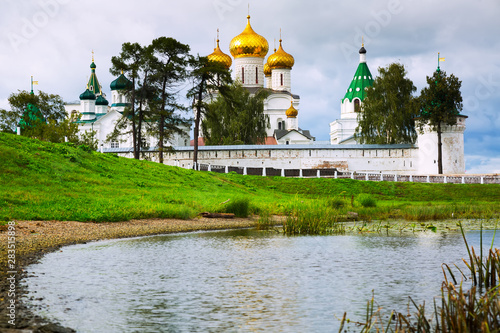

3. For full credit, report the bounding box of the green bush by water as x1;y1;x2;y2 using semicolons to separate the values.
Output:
224;197;250;217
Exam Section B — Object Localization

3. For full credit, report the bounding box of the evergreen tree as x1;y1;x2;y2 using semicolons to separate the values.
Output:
355;63;418;144
202;82;269;145
418;68;463;174
186;56;232;167
109;42;148;159
150;37;191;163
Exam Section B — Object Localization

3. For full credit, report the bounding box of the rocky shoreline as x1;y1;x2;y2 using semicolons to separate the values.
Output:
0;218;258;333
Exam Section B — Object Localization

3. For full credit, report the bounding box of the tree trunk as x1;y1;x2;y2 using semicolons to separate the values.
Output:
130;77;138;159
159;78;167;164
437;122;443;174
192;76;205;169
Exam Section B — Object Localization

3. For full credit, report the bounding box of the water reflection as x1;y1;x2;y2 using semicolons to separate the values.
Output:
23;229;499;332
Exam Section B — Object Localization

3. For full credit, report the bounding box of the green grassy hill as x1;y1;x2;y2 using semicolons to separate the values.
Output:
0;132;498;222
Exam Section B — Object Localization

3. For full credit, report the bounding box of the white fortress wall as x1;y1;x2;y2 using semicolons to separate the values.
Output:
105;144;421;174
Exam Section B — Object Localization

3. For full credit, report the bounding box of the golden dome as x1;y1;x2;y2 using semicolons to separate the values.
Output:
267;39;294;69
229;15;269;58
286;100;298;118
264;62;271;76
208;38;232;69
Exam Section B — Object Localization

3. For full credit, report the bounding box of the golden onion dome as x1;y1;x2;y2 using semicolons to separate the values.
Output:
286;100;298;118
267;39;294;69
230;15;269;58
263;62;271;77
208;38;232;69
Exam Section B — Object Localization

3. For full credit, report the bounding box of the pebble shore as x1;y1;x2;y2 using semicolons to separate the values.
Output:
0;218;258;332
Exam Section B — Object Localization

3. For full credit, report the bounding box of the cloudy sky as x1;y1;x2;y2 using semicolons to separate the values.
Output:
1;0;499;173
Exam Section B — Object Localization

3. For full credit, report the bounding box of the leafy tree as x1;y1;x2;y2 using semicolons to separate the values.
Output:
202;82;270;145
8;90;66;122
1;90;78;142
355;63;418;144
150;37;191;163
418;68;463;174
186;55;232;167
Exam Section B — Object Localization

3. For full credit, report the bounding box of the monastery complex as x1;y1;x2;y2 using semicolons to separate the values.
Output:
65;15;467;175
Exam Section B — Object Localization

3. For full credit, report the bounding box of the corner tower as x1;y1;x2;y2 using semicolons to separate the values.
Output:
341;45;374;119
330;44;374;144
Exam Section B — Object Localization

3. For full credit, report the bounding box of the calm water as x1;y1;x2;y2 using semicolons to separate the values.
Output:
23;229;499;332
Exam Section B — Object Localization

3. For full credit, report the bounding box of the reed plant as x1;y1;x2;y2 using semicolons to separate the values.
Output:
224;197;250;217
339;222;500;332
282;200;345;235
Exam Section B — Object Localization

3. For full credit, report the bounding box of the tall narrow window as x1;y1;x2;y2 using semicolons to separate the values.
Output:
256;66;258;84
280;73;284;86
241;67;245;84
354;99;361;112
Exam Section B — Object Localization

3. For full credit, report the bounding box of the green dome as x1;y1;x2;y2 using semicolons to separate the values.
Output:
79;88;96;100
110;73;133;91
90;62;96;69
96;94;109;106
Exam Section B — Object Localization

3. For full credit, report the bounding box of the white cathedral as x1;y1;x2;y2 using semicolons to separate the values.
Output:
203;15;314;145
66;14;467;175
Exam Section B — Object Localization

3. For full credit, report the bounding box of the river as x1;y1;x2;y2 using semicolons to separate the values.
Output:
22;228;499;332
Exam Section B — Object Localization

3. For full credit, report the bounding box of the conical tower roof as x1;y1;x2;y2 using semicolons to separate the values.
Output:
87;53;102;96
343;45;374;102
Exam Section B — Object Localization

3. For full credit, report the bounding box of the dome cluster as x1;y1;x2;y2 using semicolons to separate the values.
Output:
208;15;294;71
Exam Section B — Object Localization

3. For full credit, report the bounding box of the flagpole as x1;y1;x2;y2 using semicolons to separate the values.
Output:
31;75;33;94
437;52;440;71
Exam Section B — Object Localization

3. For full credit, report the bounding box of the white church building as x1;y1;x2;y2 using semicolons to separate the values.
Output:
202;16;315;145
65;56;190;150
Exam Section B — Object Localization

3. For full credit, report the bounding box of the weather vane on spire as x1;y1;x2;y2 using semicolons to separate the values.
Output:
92;49;94;62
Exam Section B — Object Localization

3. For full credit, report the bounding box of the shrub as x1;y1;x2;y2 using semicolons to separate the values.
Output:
225;197;250;217
328;197;345;209
357;194;377;207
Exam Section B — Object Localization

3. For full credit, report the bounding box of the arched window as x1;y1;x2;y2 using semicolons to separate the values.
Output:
354;99;361;112
255;66;258;84
241;67;245;84
280;73;284;86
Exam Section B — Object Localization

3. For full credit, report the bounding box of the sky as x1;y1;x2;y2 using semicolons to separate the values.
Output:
1;0;499;173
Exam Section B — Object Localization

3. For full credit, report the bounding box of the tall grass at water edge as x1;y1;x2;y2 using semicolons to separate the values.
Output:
339;222;500;333
282;199;346;235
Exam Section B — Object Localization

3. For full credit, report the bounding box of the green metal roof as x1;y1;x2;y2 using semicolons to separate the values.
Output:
79;88;96;100
110;73;133;91
96;94;109;106
343;59;374;102
87;61;102;96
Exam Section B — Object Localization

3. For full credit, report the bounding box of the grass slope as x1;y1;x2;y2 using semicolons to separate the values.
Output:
1;132;499;223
